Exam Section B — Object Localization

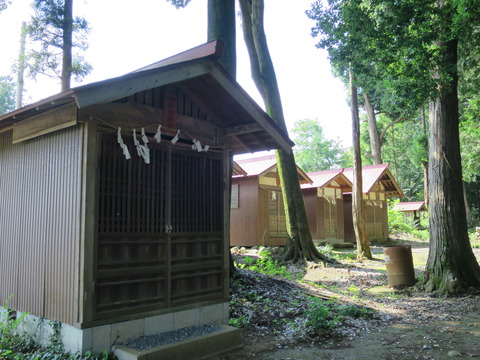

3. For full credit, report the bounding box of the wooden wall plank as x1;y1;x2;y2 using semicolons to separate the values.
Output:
13;103;77;144
230;177;259;247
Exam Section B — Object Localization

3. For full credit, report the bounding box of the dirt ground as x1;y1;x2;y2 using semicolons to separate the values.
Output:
221;238;480;360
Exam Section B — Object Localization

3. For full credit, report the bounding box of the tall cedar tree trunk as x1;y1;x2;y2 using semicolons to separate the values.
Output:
16;21;27;109
424;7;480;292
363;92;382;164
350;71;372;259
239;0;330;262
206;0;237;274
208;0;236;77
61;0;73;91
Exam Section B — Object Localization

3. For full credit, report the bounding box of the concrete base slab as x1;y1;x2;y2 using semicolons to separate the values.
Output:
113;325;240;360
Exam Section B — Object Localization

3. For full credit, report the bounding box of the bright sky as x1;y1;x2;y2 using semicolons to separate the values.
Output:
0;0;353;147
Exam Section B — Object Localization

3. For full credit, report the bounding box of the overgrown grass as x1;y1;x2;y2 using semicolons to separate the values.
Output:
0;310;36;357
0;301;115;360
316;244;358;263
234;247;299;280
469;230;480;249
388;200;429;241
305;298;374;335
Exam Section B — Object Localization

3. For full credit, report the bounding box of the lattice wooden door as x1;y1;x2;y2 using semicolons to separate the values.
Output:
94;134;224;319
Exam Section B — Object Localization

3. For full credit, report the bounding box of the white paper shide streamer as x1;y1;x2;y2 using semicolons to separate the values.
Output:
171;130;180;144
117;127;131;160
118;125;210;163
192;139;209;152
133;128;150;164
154;125;162;143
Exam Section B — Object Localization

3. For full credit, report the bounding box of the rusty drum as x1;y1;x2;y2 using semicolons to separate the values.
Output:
383;245;416;287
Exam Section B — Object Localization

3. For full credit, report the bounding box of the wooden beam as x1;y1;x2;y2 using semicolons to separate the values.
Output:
79;120;98;324
81;102;225;146
232;135;253;153
224;123;263;136
73;62;211;109
12;103;77;144
0;126;13;134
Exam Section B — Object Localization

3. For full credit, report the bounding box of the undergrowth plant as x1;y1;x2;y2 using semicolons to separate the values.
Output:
305;298;374;335
235;248;298;280
0;308;36;356
0;299;115;360
388;200;429;241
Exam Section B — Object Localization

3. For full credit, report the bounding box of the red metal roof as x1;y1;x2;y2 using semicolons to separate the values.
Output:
235;155;277;176
392;201;427;212
234;155;312;184
301;169;352;190
0;41;293;155
343;164;403;197
131;41;224;73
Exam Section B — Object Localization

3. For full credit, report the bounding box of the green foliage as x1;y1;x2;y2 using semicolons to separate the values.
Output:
388;203;415;234
228;315;250;327
292;118;351;172
0;300;115;359
469;230;480;249
305;298;373;335
307;0;433;117
316;243;334;258
465;179;480;226
460;110;480;183
236;248;298;280
0;76;16;116
316;244;357;262
305;299;338;333
0;311;36;355
165;0;192;9
26;0;92;84
0;0;10;12
379;114;427;201
387;200;430;240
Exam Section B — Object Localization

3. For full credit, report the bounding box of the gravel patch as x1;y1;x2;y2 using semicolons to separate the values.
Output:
124;324;222;351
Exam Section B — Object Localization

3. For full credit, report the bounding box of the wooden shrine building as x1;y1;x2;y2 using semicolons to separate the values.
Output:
392;201;427;228
301;169;353;244
343;164;404;242
230;155;311;247
0;41;293;353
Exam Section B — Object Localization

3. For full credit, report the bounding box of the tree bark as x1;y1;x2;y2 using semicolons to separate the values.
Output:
364;92;382;164
208;0;236;78
422;161;429;207
206;0;237;275
350;71;372;260
61;0;73;91
239;0;330;263
424;23;480;293
16;21;26;109
422;105;429;206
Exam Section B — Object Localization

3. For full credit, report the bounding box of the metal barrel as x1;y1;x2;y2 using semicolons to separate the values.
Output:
383;245;416;287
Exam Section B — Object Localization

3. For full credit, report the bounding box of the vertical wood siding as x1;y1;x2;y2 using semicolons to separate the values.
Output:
303;191;318;239
0;127;83;324
230;177;259;247
336;198;345;240
318;198;326;240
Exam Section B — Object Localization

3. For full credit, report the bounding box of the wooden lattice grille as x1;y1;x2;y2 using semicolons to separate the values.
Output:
171;152;223;233
268;191;287;236
98;136;167;234
95;134;224;319
324;201;337;237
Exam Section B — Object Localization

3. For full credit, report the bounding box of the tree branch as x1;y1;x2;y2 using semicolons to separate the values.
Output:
379;115;405;142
